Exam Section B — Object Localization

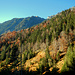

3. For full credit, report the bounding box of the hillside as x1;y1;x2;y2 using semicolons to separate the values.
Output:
0;16;45;35
0;7;75;75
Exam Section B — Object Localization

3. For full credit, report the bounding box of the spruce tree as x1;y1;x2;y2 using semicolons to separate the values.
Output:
1;50;6;61
61;44;74;72
6;55;10;65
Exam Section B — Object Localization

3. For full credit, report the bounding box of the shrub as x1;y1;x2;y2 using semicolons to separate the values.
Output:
1;63;4;67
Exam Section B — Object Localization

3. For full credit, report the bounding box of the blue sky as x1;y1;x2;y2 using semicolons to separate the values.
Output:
0;0;75;23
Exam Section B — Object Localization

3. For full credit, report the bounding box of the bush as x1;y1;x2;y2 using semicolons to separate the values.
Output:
37;64;44;74
1;63;4;67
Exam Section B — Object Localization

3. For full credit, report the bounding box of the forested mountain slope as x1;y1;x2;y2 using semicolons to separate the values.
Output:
0;7;75;75
0;16;45;35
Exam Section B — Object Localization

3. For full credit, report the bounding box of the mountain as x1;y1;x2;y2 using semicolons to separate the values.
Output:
0;16;45;35
47;15;55;19
0;7;75;75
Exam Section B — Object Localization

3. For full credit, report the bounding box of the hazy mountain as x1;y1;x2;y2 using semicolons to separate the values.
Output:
0;16;45;35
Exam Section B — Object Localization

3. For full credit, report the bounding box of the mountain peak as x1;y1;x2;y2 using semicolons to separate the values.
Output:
47;15;55;19
70;6;75;11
